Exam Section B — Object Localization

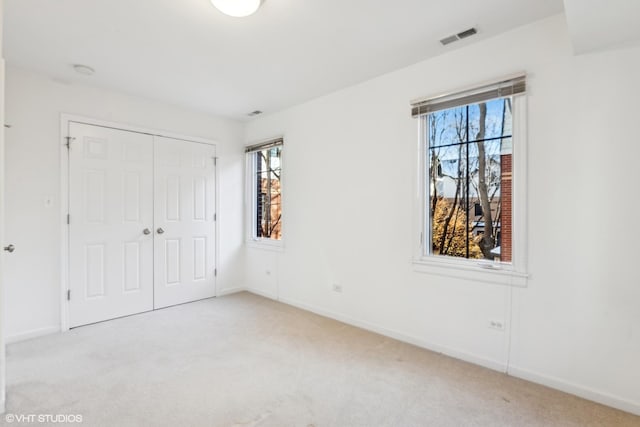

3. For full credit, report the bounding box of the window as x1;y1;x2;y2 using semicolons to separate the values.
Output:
427;97;512;261
246;138;283;244
412;74;528;284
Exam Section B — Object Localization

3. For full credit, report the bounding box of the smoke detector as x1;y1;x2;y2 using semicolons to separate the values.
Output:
73;64;95;76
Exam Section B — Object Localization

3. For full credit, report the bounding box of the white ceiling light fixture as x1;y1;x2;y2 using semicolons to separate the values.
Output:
211;0;262;17
73;64;95;76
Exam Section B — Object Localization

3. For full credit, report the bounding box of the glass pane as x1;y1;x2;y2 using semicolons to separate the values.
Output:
426;97;513;263
430;192;472;258
429;143;475;258
467;98;512;141
428;106;467;148
255;148;282;240
468;138;502;260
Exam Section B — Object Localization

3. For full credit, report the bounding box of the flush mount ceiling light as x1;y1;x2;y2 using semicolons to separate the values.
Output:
73;64;95;76
211;0;262;17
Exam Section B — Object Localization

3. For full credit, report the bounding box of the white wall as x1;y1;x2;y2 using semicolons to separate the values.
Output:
3;66;246;341
244;14;640;415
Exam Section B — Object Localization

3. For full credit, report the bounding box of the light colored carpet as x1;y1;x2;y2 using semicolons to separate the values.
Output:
1;292;638;427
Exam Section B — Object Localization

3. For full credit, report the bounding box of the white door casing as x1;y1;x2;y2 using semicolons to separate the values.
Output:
0;32;7;411
153;136;217;309
68;123;155;327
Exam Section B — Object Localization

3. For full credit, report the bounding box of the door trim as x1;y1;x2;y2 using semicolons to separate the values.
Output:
59;114;219;332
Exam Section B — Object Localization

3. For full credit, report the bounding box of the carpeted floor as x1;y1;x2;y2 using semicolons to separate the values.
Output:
2;292;638;426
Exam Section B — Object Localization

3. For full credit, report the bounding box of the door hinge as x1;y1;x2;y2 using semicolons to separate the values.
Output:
64;136;75;149
213;157;218;166
214;213;217;221
214;268;217;277
67;214;70;225
67;290;71;301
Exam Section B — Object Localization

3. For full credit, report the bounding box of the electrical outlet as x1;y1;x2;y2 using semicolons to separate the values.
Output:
488;320;505;331
331;283;343;293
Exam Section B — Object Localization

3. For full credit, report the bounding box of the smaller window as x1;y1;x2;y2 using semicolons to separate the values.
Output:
246;138;283;243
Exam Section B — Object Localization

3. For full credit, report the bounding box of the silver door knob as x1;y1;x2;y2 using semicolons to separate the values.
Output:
157;228;165;234
143;228;151;235
4;244;15;253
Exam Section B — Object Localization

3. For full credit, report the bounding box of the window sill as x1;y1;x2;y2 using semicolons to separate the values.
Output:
246;239;284;252
412;257;528;287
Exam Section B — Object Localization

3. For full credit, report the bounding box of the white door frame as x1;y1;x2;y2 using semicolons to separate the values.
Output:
59;114;219;332
0;47;7;416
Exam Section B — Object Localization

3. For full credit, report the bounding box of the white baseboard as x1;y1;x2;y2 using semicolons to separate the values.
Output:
248;290;640;417
245;287;279;301
508;366;640;416
6;326;60;344
248;290;506;372
217;286;247;297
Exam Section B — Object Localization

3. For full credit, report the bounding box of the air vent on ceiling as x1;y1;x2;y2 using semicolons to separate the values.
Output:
457;28;477;39
440;27;478;46
439;35;459;46
247;110;263;117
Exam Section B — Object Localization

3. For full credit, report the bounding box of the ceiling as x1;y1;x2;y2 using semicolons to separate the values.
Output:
4;0;565;119
563;0;640;54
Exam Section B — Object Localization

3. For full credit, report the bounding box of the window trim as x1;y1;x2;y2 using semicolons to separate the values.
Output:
245;137;284;251
412;91;529;287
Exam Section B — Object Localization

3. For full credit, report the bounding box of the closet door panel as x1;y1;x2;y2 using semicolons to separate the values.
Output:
68;123;154;327
153;136;216;308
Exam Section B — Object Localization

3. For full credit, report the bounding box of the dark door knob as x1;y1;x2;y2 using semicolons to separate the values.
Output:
4;244;15;253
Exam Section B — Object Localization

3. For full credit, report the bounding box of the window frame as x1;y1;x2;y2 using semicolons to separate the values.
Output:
245;138;284;251
412;91;529;287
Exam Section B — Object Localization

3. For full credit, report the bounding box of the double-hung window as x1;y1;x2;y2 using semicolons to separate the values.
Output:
246;138;283;246
412;74;528;285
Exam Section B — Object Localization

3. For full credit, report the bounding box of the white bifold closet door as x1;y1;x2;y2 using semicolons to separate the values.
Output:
153;136;216;309
68;124;216;328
